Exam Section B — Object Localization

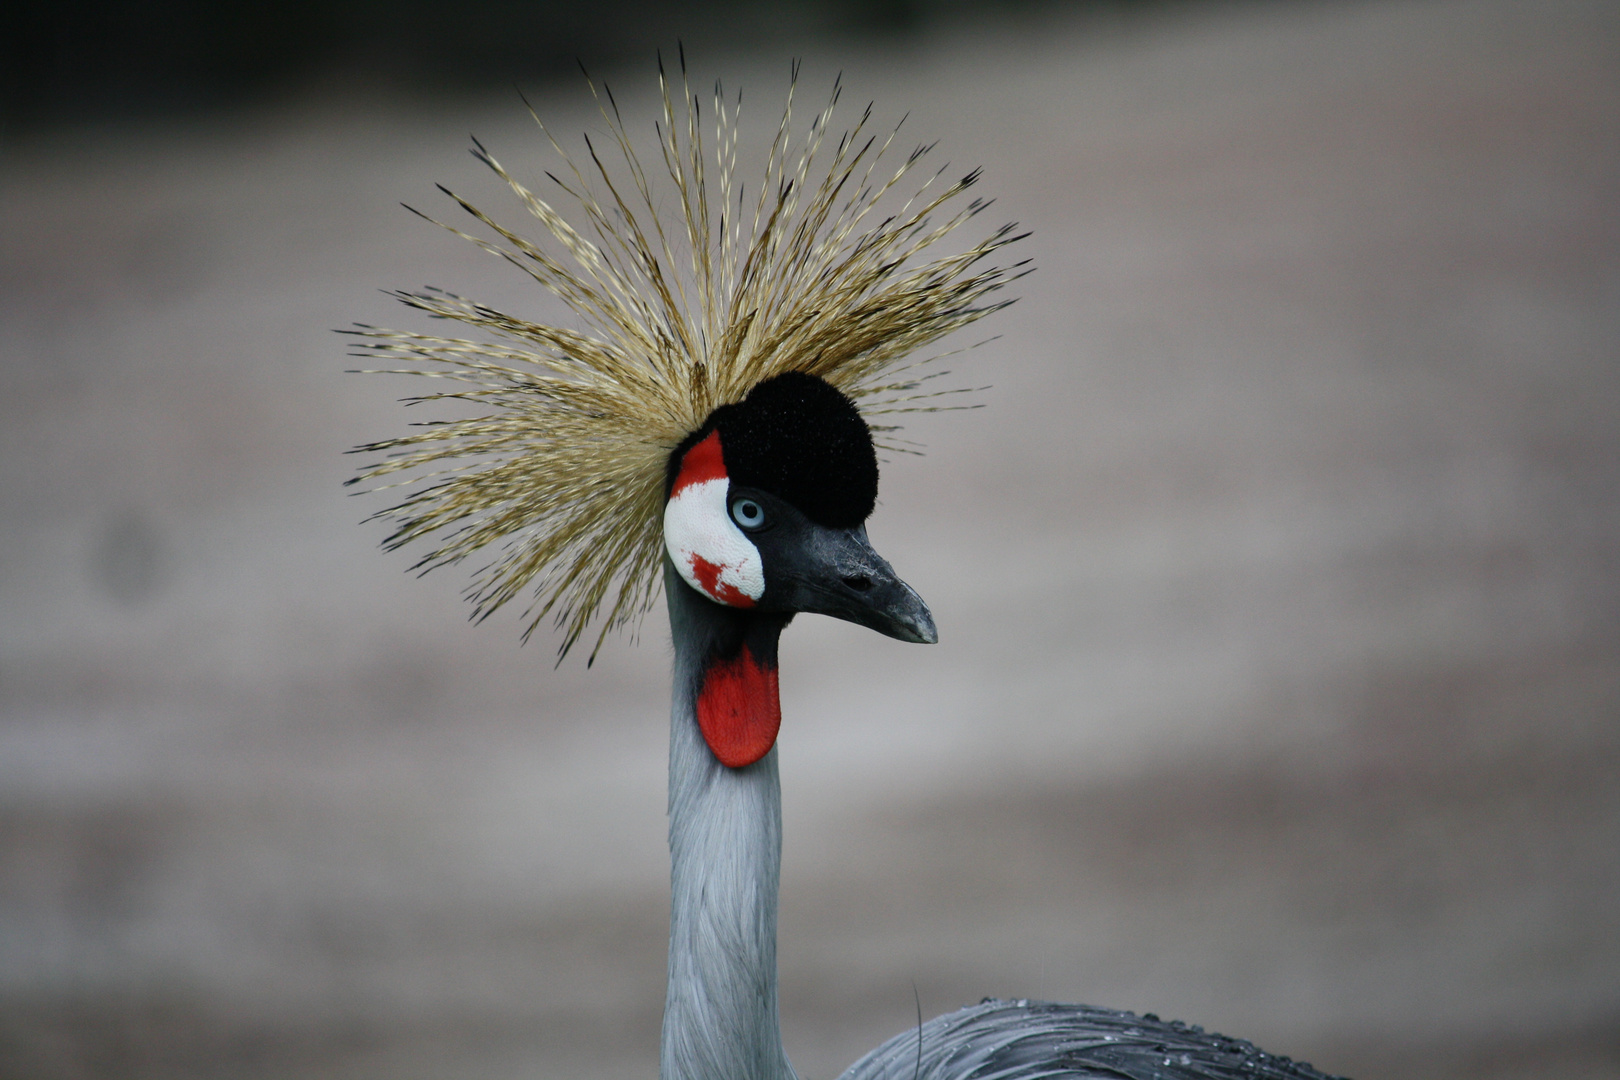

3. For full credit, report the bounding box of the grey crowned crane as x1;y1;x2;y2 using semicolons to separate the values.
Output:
349;59;1346;1080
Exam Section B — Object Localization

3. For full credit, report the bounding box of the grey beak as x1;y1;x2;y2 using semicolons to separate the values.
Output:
777;524;938;644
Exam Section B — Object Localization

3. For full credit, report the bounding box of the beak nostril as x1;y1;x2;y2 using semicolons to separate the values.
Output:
842;574;873;593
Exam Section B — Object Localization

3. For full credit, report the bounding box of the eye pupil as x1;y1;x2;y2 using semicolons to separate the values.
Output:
732;498;765;529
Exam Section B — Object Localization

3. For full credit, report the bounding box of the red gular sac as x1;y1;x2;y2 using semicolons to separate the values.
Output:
696;644;781;768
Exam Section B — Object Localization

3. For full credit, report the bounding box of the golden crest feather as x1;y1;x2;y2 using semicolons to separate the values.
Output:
347;55;1030;661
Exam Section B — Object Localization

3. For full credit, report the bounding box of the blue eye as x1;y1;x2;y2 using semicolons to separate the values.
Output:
731;497;766;530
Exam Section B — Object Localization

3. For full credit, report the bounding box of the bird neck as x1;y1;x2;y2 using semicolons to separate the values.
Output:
661;560;797;1080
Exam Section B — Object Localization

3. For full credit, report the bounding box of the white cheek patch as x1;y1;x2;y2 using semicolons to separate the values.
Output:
663;477;765;607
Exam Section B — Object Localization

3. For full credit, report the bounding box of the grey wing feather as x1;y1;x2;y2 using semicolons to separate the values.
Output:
838;999;1348;1080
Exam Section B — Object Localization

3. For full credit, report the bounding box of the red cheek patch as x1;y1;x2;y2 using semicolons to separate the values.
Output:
696;645;781;768
689;554;757;609
671;429;726;495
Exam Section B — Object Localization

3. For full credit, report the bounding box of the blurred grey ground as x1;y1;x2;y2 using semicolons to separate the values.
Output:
2;0;1618;1077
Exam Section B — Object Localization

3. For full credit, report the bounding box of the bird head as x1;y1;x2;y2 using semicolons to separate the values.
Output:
349;66;1026;663
662;372;937;645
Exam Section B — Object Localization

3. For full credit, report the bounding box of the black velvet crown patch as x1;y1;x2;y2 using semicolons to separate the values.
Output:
667;372;879;528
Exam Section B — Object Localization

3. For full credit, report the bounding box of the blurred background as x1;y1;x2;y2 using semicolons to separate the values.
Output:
2;0;1617;1077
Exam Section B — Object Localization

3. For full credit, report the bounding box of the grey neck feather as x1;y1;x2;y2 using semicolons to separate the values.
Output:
661;560;797;1080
